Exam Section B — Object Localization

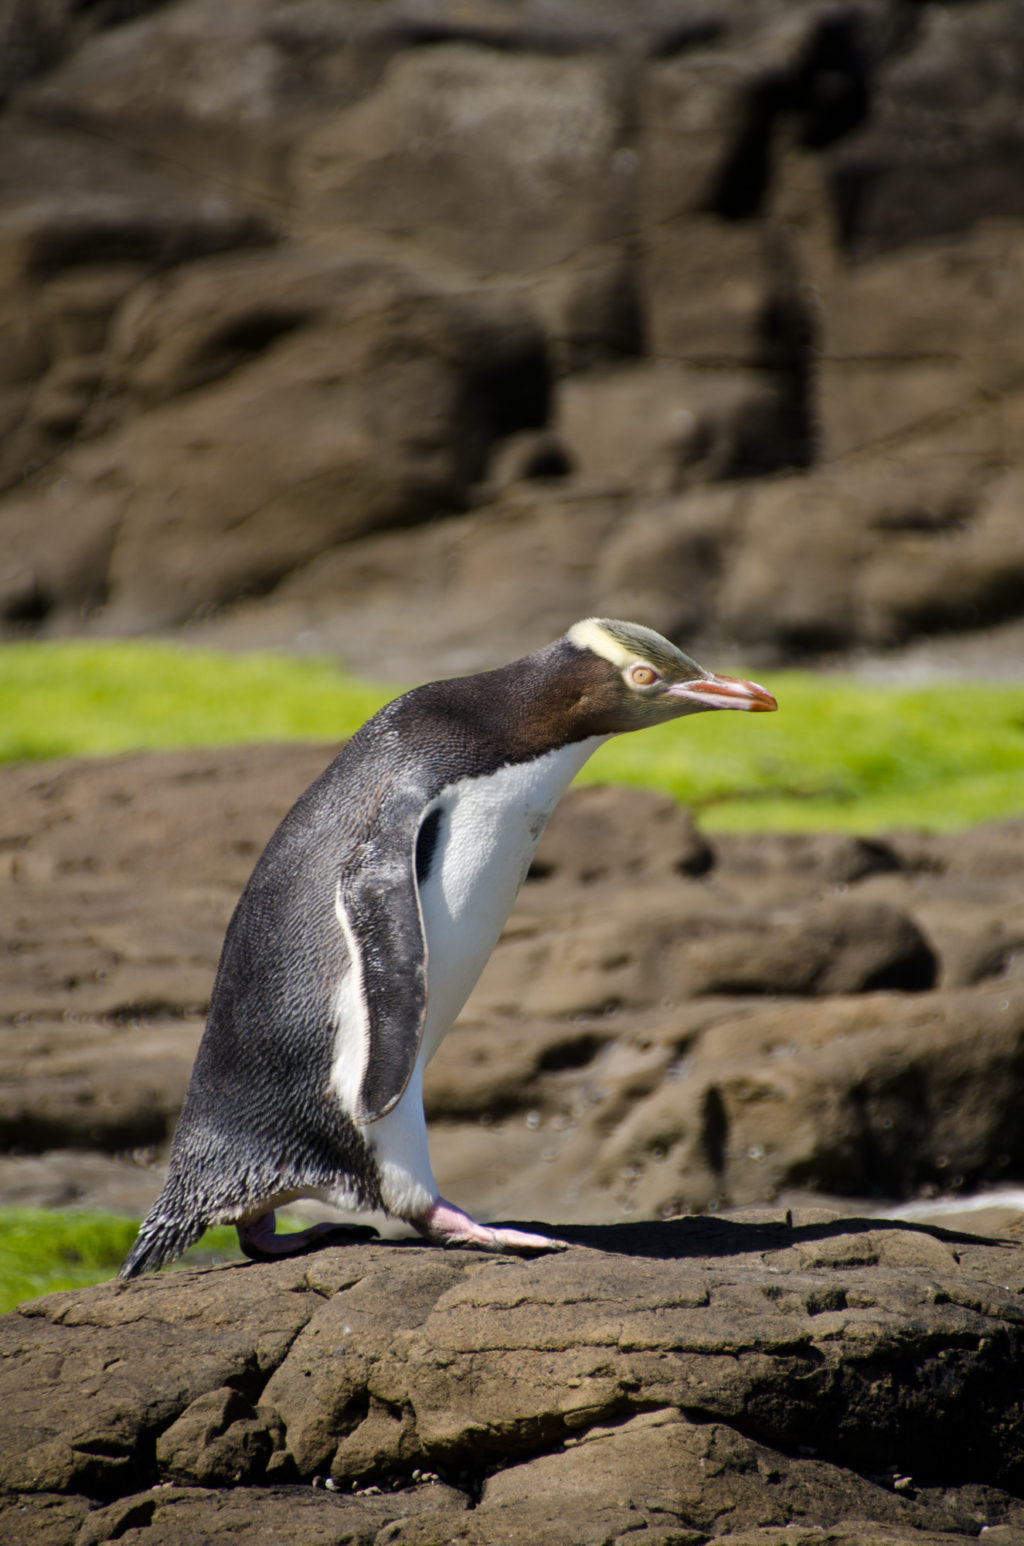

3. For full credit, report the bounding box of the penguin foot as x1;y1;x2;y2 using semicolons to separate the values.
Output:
237;1210;378;1260
412;1197;568;1254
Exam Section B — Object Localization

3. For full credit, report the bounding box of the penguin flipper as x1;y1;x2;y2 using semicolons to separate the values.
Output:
339;807;432;1126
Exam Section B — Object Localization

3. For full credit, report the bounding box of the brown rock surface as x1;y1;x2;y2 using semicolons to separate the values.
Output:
2;745;1023;1229
1;0;1024;673
0;745;331;1154
3;1212;1024;1542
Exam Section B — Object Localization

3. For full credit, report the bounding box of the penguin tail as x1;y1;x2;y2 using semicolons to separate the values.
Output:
118;1210;206;1280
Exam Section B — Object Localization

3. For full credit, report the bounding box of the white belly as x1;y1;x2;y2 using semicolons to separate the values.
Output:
416;734;607;1063
353;733;606;1218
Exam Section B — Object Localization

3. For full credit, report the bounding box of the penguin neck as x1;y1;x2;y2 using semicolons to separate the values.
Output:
392;638;624;772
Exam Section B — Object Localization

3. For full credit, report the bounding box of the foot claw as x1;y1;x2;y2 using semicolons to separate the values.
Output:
237;1212;377;1261
412;1198;567;1255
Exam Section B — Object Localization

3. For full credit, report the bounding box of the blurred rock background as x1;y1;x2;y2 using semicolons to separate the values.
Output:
3;750;1023;1230
2;0;1024;1234
2;0;1024;676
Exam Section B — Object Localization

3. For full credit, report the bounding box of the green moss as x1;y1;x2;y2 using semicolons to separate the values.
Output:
0;1208;243;1313
3;641;1024;832
0;641;389;762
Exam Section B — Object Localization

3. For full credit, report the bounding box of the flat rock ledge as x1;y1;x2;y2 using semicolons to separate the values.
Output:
3;1211;1024;1545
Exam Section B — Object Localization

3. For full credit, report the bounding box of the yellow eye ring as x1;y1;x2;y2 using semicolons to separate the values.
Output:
628;664;658;688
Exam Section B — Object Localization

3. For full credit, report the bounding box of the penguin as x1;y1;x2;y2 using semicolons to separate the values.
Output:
119;619;776;1277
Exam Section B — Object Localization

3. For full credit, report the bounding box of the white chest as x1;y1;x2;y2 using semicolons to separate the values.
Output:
416;735;607;1061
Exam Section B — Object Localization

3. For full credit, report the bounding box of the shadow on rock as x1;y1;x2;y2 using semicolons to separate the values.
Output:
493;1211;1012;1260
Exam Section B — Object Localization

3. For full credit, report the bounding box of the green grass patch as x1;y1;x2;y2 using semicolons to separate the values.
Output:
3;641;1024;832
0;1208;243;1313
0;641;389;762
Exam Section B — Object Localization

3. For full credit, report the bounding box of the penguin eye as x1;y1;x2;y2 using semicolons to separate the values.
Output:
628;664;660;688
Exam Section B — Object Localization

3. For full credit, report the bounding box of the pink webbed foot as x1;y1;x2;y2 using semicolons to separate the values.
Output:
412;1197;567;1254
237;1210;377;1261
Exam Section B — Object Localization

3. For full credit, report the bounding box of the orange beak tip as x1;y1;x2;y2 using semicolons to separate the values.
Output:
672;674;778;713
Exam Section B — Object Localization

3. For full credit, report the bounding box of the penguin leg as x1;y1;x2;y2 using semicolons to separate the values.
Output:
237;1210;377;1260
361;1067;566;1253
411;1197;568;1254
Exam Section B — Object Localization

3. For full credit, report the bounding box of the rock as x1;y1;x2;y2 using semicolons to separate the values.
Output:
173;440;1024;680
487;428;574;486
14;0;343;196
828;3;1024;259
292;43;631;276
528;784;714;883
0;1492;89;1546
1;749;1022;1228
1;0;1023;663
556;360;807;494
898;819;1024;882
474;888;936;1017
154;1388;282;1487
535;252;645;375
670;895;936;997
0;745;331;1152
0;1257;314;1499
2;1213;1024;1540
478;1410;984;1543
817;225;1024;462
65;1480;470;1546
709;461;1024;654
713;829;904;888
587;988;1024;1215
187;484;625;678
860;469;1024;645
0;1150;169;1218
0;119;275;500
2;252;551;633
593;485;744;645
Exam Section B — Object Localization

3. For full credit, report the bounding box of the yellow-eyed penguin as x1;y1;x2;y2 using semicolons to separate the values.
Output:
120;619;776;1276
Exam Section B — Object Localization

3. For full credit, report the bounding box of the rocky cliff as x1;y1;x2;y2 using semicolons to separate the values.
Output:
2;0;1024;675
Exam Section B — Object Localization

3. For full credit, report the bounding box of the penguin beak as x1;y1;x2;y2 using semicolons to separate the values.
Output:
667;672;778;713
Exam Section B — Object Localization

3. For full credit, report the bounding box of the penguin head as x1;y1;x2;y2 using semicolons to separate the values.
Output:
565;618;777;734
